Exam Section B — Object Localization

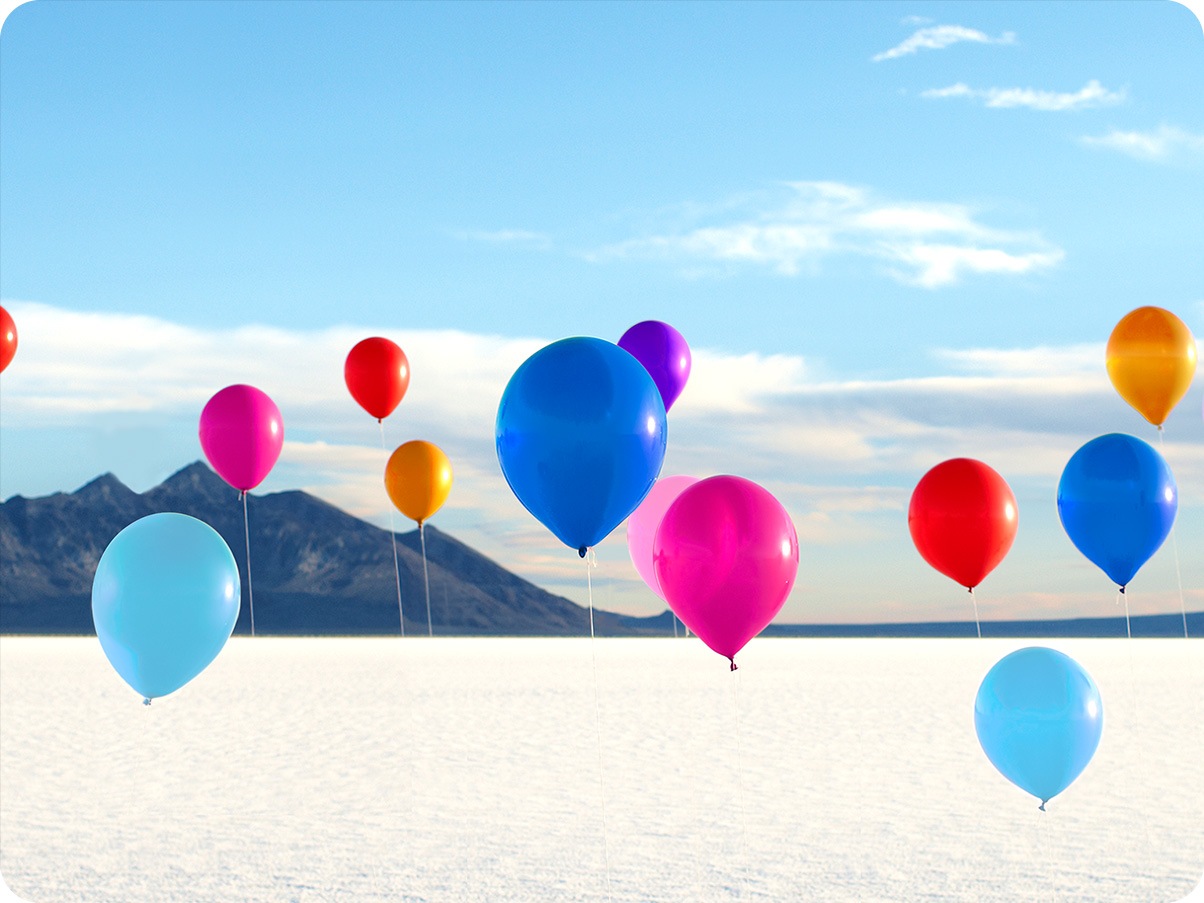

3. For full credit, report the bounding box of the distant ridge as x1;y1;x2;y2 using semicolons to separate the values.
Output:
0;462;650;637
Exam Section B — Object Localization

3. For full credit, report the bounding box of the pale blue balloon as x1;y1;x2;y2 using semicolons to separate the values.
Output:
974;647;1103;809
92;513;240;702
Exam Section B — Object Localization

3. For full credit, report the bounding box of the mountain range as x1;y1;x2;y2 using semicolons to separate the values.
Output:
0;461;658;636
2;462;1199;638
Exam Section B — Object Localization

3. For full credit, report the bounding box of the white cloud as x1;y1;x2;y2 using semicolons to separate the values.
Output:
452;229;552;249
922;79;1125;111
873;24;1016;61
591;181;1063;287
1080;124;1204;162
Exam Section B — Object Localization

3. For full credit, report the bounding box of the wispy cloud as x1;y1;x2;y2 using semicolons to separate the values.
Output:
1080;124;1204;162
452;229;552;249
873;24;1015;62
589;181;1063;287
921;79;1125;111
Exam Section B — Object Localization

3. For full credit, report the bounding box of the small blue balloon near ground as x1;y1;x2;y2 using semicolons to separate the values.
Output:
91;512;240;702
974;646;1103;809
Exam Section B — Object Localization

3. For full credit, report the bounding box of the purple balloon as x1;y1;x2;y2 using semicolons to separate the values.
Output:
198;385;284;492
618;321;691;412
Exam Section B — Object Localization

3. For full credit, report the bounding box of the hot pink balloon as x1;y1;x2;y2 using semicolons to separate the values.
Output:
626;475;700;600
198;385;284;493
654;475;798;669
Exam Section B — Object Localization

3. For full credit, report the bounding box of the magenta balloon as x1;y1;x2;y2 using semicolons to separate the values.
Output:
626;475;700;600
654;475;798;668
198;385;284;492
617;320;691;412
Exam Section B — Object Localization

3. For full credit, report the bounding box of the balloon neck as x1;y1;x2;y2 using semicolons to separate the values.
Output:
729;658;738;672
967;586;975;594
1038;800;1047;812
1119;585;1126;595
142;697;152;706
578;546;588;559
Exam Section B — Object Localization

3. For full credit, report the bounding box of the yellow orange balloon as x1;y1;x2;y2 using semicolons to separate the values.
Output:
1106;306;1197;427
385;440;453;524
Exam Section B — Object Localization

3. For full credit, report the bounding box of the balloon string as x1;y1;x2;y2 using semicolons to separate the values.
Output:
1156;428;1189;638
673;611;679;639
378;420;405;637
731;665;749;900
1034;806;1055;903
585;552;614;902
1117;587;1158;865
969;587;982;639
243;490;255;638
420;522;433;637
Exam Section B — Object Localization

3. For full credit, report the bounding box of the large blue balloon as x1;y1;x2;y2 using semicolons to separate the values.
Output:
496;337;667;554
1056;433;1177;588
92;513;240;702
975;647;1103;809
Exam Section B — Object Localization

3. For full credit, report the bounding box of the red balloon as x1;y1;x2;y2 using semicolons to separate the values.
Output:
0;305;16;373
908;458;1018;590
344;337;410;420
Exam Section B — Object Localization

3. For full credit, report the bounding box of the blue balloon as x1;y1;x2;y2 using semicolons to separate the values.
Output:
92;513;240;702
496;337;667;554
1056;433;1177;588
975;647;1103;809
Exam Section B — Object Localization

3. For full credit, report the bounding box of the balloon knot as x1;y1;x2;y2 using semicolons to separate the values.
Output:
1119;585;1126;595
578;546;588;559
1038;800;1046;812
729;659;738;672
143;697;152;706
967;586;975;594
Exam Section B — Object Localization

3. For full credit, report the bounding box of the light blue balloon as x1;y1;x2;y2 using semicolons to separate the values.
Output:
92;513;240;702
1057;432;1177;589
975;647;1103;809
496;337;667;555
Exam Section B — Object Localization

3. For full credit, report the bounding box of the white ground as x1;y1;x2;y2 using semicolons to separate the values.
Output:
1;636;1201;902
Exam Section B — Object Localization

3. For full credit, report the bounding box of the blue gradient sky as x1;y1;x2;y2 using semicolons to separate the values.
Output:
2;1;1201;623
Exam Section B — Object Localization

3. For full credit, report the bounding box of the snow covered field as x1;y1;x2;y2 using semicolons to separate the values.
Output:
1;636;1201;902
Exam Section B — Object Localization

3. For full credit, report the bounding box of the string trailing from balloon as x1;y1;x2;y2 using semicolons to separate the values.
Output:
419;522;433;638
584;550;614;903
1156;429;1190;639
969;586;982;639
242;490;256;638
377;421;407;637
730;666;750;901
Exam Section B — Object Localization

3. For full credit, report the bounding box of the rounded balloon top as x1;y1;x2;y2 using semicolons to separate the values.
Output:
496;336;667;552
345;337;410;421
974;646;1102;807
0;305;16;373
199;384;284;492
617;320;691;412
908;458;1018;590
1106;306;1197;427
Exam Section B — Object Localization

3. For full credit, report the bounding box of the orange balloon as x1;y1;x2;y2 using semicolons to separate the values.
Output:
1106;306;1197;427
385;440;453;524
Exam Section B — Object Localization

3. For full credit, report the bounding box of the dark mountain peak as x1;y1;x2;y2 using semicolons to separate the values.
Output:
73;472;135;501
147;461;237;506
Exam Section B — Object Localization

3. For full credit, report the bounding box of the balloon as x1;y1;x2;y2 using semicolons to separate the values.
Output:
975;647;1103;809
908;459;1018;589
345;337;410;421
496;337;667;554
385;440;453;524
617;320;691;412
1106;306;1197;427
0;305;16;373
199;385;284;492
654;475;798;668
91;513;240;702
1057;433;1177;589
626;475;699;600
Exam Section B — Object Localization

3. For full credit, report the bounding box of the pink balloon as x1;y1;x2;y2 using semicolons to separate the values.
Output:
654;475;798;669
198;385;284;492
627;475;700;600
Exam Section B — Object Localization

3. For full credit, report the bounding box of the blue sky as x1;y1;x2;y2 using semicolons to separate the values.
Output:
1;0;1202;624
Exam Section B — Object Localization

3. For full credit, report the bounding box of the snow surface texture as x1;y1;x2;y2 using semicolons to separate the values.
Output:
1;637;1200;902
